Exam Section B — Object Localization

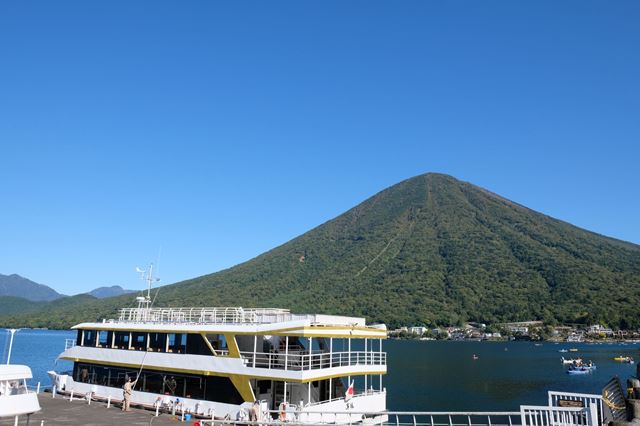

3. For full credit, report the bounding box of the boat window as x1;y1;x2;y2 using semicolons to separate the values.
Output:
204;376;244;405
76;329;82;345
205;334;229;354
186;334;211;355
139;371;163;393
113;331;130;349
97;331;111;348
148;333;167;352
83;330;97;347
72;362;245;404
167;333;187;354
184;376;205;399
131;332;147;351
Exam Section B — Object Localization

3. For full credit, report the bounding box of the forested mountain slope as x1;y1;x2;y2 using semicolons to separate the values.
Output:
2;173;639;329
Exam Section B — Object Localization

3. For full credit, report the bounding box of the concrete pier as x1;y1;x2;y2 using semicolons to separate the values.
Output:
0;393;193;425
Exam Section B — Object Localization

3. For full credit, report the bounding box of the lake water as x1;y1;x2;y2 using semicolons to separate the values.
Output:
2;330;638;411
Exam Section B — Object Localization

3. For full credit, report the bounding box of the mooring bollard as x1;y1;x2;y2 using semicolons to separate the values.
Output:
69;390;74;402
107;396;111;408
87;393;91;405
181;407;185;422
36;382;41;394
52;385;56;399
155;404;160;417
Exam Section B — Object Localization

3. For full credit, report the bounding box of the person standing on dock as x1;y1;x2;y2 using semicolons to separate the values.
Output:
122;376;138;411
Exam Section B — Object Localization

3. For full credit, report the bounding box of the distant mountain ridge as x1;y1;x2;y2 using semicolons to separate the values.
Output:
0;273;64;302
87;285;135;299
1;173;639;329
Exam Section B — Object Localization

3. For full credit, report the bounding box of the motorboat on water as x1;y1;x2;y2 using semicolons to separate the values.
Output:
49;267;388;424
561;356;582;365
0;364;41;420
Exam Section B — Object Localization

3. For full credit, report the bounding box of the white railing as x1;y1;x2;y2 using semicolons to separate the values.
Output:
65;339;77;350
199;405;597;426
548;391;603;424
520;405;597;426
240;350;387;371
115;307;317;324
204;410;521;425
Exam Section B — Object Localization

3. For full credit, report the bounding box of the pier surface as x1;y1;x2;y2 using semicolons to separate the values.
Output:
0;393;192;425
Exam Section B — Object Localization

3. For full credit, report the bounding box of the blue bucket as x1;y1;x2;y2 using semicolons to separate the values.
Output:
185;413;192;421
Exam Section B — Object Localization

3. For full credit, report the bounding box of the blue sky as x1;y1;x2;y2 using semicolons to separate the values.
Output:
1;1;638;295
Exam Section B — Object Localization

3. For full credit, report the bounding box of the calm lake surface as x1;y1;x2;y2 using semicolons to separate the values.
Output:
2;330;638;411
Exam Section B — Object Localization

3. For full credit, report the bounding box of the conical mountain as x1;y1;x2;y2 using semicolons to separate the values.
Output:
2;173;639;329
152;173;640;328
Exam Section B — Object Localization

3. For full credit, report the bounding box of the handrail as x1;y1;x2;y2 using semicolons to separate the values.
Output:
204;410;522;426
114;307;318;324
200;405;597;426
238;350;386;371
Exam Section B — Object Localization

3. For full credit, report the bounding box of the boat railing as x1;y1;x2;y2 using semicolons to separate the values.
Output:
238;350;386;371
200;405;597;426
115;307;317;324
547;391;603;424
304;389;385;407
65;339;77;350
520;405;598;426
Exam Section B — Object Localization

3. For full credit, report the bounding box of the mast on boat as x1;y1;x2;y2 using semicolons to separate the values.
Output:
134;263;159;321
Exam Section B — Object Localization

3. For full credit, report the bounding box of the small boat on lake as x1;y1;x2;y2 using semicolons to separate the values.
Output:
569;348;579;352
561;356;582;365
613;356;634;363
566;366;591;375
558;349;568;353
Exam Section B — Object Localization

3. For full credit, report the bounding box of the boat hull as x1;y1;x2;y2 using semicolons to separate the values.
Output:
49;371;386;424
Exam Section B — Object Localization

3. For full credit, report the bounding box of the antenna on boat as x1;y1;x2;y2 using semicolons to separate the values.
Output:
134;264;160;319
5;328;19;365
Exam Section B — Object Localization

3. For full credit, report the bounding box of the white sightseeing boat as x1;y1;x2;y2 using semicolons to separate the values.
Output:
0;364;41;420
49;298;388;423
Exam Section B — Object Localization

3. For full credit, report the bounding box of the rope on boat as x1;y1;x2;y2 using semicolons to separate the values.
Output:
602;389;626;411
132;349;150;391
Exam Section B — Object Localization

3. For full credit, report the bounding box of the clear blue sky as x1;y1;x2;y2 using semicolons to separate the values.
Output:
1;1;638;295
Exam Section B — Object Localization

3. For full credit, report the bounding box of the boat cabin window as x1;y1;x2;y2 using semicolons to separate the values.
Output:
206;334;228;353
131;332;147;351
186;334;211;355
149;332;167;352
113;331;130;349
168;333;187;353
76;330;82;345
97;331;112;348
83;330;97;347
72;362;243;404
0;379;28;396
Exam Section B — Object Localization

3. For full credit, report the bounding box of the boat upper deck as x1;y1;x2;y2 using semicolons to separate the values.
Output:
116;307;367;327
73;307;387;338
